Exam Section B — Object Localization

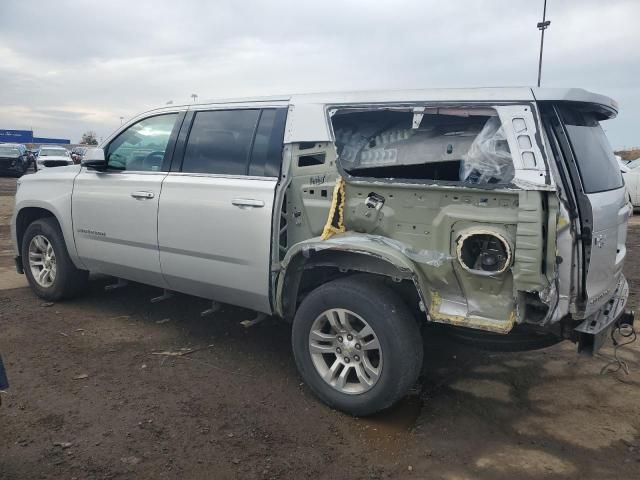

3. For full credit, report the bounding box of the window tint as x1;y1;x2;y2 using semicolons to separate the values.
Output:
248;109;286;177
106;113;178;171
559;106;622;193
182;110;260;175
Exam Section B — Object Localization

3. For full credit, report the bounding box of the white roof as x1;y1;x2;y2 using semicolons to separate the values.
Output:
195;86;616;110
119;87;618;144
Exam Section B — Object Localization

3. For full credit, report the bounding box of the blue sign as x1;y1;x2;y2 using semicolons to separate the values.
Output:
0;129;33;143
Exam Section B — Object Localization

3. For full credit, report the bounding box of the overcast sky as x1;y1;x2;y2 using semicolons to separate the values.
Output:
1;0;638;148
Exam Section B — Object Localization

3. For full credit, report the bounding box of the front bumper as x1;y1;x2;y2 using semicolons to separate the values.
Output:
575;276;634;354
0;160;24;174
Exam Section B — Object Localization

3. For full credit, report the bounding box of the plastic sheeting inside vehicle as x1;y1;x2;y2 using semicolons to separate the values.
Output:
314;233;453;267
460;117;515;185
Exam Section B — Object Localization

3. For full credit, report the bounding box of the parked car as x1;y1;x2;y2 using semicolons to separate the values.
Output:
0;143;30;176
26;149;38;170
623;166;640;208
625;158;640;170
11;87;634;415
35;146;73;171
71;146;88;164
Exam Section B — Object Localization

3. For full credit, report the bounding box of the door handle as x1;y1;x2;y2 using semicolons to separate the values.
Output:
232;198;265;208
131;191;155;199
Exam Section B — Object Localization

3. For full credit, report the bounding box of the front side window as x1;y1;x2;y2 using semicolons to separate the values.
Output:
558;106;623;194
182;109;260;175
106;113;178;171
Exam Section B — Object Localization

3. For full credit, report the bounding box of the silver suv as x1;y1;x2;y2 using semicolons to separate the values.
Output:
11;87;634;415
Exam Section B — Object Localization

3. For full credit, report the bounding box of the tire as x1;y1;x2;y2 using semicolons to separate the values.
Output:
21;217;89;301
292;276;423;416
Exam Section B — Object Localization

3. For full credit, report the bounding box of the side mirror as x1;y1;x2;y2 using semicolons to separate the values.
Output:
81;148;107;170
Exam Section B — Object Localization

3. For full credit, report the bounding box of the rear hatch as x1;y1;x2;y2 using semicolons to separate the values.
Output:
543;102;628;317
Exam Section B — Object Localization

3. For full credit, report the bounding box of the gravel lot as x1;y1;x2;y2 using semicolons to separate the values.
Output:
1;175;639;480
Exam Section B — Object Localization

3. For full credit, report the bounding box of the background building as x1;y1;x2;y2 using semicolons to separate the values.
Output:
0;129;70;145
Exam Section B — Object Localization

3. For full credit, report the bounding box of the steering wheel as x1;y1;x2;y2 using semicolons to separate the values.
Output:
143;151;165;170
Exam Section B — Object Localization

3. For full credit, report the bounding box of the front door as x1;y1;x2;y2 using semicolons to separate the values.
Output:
158;108;287;312
72;112;182;287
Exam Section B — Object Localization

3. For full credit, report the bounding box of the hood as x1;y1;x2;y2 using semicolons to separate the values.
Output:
38;155;71;161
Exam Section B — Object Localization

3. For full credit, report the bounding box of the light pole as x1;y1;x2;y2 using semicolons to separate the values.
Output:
119;116;124;125
536;0;551;87
191;93;198;103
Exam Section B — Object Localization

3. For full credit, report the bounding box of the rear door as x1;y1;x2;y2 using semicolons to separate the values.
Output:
157;108;287;312
544;103;629;316
72;112;183;287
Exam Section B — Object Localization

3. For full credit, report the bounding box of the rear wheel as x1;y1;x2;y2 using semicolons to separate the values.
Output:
21;217;88;301
292;277;423;416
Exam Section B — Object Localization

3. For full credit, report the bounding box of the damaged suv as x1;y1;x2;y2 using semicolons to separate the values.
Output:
12;88;634;415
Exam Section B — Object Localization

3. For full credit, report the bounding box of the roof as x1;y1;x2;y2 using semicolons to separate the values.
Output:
143;87;614;112
198;87;616;109
113;87;617;145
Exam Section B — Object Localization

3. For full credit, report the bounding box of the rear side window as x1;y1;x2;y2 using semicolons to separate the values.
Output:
248;109;287;177
182;110;260;175
558;106;622;194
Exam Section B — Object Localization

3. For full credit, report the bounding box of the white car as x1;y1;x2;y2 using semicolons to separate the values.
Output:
36;147;73;171
623;169;640;208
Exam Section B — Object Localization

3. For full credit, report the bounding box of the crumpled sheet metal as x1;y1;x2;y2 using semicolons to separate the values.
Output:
315;232;453;267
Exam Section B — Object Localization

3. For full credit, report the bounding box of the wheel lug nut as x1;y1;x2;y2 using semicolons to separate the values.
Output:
355;343;361;350
344;357;350;363
354;355;360;362
347;334;353;341
336;347;342;354
337;336;343;342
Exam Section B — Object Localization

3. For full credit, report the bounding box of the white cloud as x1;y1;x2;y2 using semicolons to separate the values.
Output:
0;0;638;147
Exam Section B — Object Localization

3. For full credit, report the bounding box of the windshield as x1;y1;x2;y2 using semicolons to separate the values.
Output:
559;106;623;194
0;146;20;156
39;148;69;157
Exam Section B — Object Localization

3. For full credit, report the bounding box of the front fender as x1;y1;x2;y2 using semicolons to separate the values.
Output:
12;167;84;268
275;232;451;318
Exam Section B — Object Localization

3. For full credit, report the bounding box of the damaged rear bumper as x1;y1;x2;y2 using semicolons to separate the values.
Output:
575;276;634;354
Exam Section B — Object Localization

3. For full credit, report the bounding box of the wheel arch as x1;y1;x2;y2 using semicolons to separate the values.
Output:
13;203;84;270
276;236;429;321
15;206;58;254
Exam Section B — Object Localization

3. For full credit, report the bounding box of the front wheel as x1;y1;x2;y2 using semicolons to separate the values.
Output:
21;217;89;301
292;276;423;416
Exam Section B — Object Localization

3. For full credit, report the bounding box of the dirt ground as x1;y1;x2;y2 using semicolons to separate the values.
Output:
0;175;639;480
